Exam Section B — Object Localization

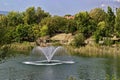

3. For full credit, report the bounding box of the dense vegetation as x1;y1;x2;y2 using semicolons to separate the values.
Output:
0;6;120;48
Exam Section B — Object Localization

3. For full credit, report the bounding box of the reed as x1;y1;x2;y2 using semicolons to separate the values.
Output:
66;44;120;57
9;42;35;51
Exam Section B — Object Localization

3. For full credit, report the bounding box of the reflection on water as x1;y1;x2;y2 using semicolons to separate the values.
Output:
0;56;120;80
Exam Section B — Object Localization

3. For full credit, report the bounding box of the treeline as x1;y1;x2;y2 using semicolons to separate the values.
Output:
0;6;120;45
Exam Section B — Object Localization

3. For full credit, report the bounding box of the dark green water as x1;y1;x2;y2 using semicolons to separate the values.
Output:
0;55;120;80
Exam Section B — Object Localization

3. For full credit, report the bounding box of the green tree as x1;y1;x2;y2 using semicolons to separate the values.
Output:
75;11;97;38
89;8;106;23
40;25;48;36
36;7;51;24
40;16;67;36
15;24;34;42
65;19;77;34
115;8;120;36
0;15;8;27
24;7;36;24
94;21;106;43
32;24;41;39
7;11;23;26
0;27;15;46
105;6;115;36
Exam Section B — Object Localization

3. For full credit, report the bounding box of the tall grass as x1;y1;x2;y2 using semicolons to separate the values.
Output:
66;44;120;57
9;42;35;51
0;42;36;59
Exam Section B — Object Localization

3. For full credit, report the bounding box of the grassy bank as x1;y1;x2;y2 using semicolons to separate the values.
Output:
66;44;120;57
9;42;35;51
1;42;120;59
0;42;36;59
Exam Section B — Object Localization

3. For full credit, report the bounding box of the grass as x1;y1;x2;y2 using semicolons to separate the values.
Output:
67;75;120;80
9;42;35;51
0;42;36;60
66;44;120;57
1;41;120;59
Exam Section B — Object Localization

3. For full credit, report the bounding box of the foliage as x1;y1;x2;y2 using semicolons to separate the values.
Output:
0;27;15;45
67;76;76;80
36;7;51;24
65;19;77;34
7;11;24;26
0;15;8;27
94;7;115;43
115;8;120;37
89;8;106;23
23;7;36;24
0;6;120;48
105;6;115;36
94;21;106;43
75;11;97;38
40;16;67;36
40;25;48;36
71;33;85;47
32;24;41;39
24;7;50;25
106;74;117;80
103;38;113;46
15;24;34;42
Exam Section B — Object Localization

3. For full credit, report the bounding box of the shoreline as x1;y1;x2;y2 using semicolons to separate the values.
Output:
66;44;120;57
1;42;120;58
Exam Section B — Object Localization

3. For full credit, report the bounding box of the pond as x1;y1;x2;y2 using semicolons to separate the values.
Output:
0;55;120;80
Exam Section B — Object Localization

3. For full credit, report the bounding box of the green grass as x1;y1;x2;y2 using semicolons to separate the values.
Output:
0;42;36;60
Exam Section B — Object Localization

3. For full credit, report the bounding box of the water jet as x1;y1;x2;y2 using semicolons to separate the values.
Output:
23;46;74;65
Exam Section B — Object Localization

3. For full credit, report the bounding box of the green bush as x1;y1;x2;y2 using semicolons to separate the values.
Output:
71;33;85;47
103;38;113;46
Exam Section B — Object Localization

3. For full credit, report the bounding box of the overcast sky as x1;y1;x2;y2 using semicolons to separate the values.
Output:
0;0;120;16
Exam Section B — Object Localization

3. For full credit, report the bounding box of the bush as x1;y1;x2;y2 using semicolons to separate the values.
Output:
71;33;85;47
103;38;113;46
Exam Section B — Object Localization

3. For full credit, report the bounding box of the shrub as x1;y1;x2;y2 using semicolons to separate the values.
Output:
103;38;113;46
71;33;85;47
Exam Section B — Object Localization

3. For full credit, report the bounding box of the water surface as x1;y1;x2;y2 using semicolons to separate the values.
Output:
0;56;120;80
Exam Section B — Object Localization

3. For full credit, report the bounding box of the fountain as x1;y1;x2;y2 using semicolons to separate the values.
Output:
23;46;74;65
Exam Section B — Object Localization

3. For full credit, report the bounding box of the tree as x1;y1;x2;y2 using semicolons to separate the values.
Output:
24;7;36;24
7;11;23;26
89;8;106;23
115;8;120;36
40;16;67;36
15;24;34;42
94;21;106;43
0;15;8;27
36;7;51;24
40;25;48;36
65;19;77;34
24;7;50;25
32;24;41;39
105;6;115;36
75;11;97;38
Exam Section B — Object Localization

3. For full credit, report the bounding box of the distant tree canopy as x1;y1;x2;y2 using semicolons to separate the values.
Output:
24;7;51;25
40;16;67;36
0;6;51;44
0;6;120;46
